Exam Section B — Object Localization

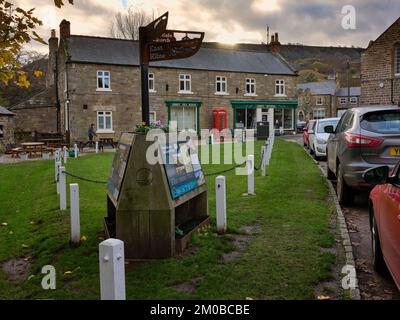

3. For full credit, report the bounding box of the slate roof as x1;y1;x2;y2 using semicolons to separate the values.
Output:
66;36;297;75
0;106;15;116
336;87;361;97
297;81;337;95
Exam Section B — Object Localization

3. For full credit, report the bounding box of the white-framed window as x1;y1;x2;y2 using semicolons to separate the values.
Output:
97;71;111;91
275;80;285;96
215;76;228;94
97;111;113;132
149;73;155;92
316;97;324;105
350;97;358;105
149;111;157;124
245;78;256;95
179;74;192;93
395;45;400;76
313;109;326;120
339;97;347;104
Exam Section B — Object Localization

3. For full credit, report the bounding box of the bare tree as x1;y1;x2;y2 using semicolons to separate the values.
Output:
110;7;155;40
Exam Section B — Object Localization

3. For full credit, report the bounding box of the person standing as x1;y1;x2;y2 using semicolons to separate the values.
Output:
88;123;97;142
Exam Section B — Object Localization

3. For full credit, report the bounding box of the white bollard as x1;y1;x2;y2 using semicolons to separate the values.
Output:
216;176;227;234
59;166;67;210
74;144;78;159
99;239;126;300
70;184;80;246
56;161;61;194
95;141;99;154
63;146;68;164
262;145;268;177
247;155;255;196
55;153;60;181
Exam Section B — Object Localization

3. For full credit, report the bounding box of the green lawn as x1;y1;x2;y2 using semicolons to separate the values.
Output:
0;140;336;300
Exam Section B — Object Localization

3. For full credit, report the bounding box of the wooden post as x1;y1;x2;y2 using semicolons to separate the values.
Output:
59;166;67;210
70;184;80;246
99;239;126;300
56;161;61;194
74;144;78;159
216;176;227;234
247;155;255;195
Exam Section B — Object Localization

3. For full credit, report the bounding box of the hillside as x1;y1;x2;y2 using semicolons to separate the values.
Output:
279;44;363;84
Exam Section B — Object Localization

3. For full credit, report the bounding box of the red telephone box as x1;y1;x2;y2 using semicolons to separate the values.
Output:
212;109;228;131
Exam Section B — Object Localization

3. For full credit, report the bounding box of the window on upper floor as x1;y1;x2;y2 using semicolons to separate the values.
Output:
97;71;111;90
216;76;228;94
97;111;113;132
350;97;358;105
275;80;285;96
339;97;347;104
179;74;192;93
395;44;400;76
149;73;155;92
245;78;256;95
316;97;324;105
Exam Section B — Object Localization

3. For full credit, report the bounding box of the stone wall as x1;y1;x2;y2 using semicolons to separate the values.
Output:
13;106;57;135
361;18;400;105
0;115;15;152
63;62;298;143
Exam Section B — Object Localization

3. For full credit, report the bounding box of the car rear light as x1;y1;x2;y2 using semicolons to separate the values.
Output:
343;133;383;148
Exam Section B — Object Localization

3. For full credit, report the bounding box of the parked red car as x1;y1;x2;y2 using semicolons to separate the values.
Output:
303;120;316;149
364;162;400;290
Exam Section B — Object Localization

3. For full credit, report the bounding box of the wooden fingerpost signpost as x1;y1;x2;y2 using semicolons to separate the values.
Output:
139;12;204;124
103;13;207;260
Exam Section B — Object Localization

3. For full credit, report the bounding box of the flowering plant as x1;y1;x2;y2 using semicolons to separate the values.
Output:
135;120;169;133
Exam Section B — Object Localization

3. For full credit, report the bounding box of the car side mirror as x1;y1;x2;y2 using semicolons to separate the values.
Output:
324;126;334;134
363;166;390;185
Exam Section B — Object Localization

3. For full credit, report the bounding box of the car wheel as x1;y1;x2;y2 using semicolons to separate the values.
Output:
371;212;387;273
337;163;354;206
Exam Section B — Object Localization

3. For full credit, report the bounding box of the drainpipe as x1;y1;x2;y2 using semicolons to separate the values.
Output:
55;51;61;133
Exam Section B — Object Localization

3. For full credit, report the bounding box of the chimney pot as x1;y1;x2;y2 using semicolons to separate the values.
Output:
271;35;275;43
60;19;71;39
275;32;279;43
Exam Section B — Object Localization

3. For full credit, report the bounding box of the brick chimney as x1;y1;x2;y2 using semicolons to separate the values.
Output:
59;19;71;39
46;29;58;88
267;32;281;53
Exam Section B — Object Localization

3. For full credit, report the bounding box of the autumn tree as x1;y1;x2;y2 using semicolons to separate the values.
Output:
0;0;73;88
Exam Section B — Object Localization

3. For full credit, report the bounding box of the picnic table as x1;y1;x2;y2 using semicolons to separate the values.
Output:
22;142;45;158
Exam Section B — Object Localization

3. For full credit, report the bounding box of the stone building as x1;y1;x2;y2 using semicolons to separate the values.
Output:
15;20;299;143
297;81;360;120
361;17;400;105
0;106;15;153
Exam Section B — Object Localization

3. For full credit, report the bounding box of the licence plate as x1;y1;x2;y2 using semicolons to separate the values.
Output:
390;147;400;156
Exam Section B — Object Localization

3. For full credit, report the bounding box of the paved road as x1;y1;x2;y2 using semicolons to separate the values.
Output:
281;134;399;300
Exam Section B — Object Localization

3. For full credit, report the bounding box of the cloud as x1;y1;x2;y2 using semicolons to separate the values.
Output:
14;0;400;53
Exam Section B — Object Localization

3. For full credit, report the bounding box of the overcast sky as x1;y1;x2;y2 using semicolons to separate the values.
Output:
15;0;400;52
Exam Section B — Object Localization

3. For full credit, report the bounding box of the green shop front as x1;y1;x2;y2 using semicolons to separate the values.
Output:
165;100;202;134
231;100;298;133
164;99;298;134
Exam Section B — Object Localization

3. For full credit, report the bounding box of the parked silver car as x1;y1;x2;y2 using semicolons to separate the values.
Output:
325;106;400;205
309;118;341;160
